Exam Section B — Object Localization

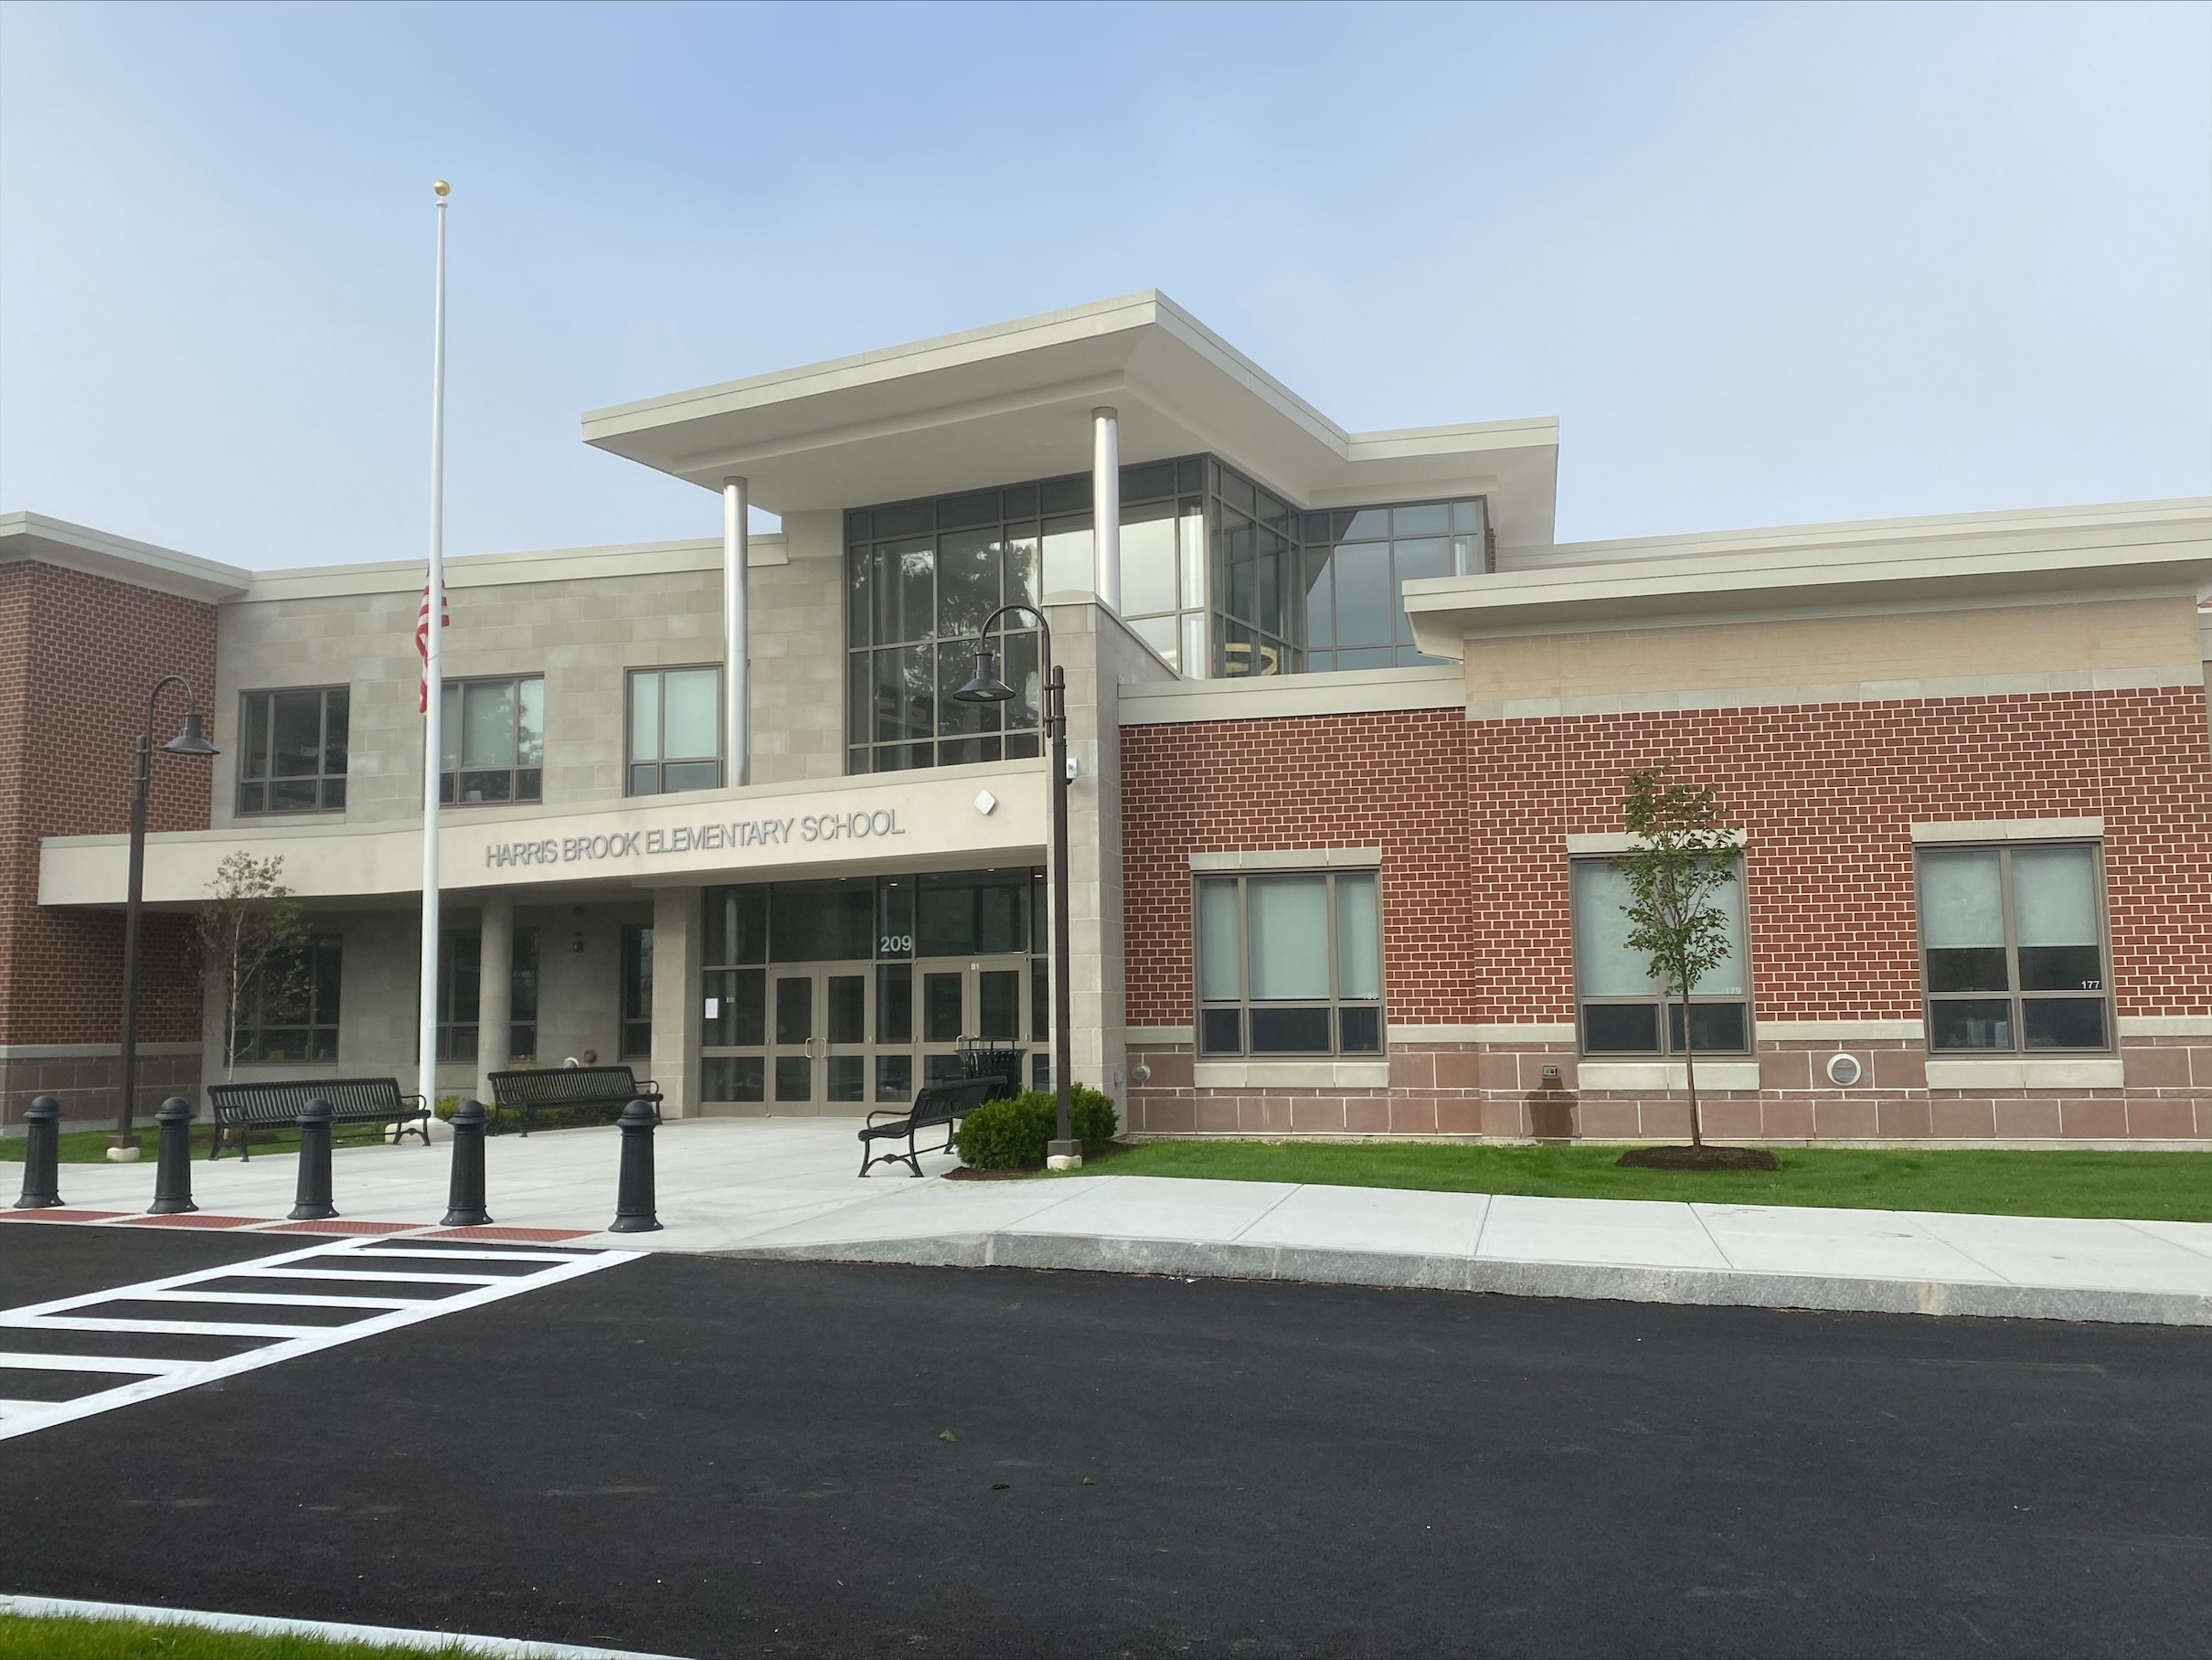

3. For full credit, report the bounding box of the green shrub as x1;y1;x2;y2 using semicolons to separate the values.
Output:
954;1086;1117;1169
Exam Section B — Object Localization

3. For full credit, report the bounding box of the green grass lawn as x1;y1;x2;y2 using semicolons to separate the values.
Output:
0;1612;488;1658
0;1123;399;1165
1068;1140;2212;1222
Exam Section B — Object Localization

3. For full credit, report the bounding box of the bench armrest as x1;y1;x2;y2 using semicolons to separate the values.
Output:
865;1108;915;1125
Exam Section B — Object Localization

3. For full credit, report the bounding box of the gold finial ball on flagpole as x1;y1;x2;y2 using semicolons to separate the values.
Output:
433;180;451;197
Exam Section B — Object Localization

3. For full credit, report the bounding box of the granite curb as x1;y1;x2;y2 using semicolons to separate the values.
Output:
718;1230;2212;1326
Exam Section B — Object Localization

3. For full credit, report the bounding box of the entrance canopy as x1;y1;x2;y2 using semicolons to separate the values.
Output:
581;291;1562;552
39;764;1048;910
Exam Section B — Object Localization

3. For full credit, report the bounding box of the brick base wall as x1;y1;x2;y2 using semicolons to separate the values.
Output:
1125;1037;2212;1144
0;1048;205;1131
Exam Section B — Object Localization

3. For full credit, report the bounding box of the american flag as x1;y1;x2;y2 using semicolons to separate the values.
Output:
416;580;449;714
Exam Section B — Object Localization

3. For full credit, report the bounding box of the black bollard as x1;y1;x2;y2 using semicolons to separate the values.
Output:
289;1097;338;1221
147;1096;198;1215
441;1098;493;1228
609;1097;662;1234
14;1094;62;1209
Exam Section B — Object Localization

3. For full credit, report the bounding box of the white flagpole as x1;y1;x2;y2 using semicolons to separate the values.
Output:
418;180;451;1115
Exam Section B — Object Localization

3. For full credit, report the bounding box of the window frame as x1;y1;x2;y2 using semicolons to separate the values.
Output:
434;928;540;1063
1192;868;1387;1058
620;923;654;1059
439;674;545;806
1914;839;2114;1055
229;934;343;1066
1569;854;1755;1059
624;665;725;797
235;686;349;815
1298;496;1489;673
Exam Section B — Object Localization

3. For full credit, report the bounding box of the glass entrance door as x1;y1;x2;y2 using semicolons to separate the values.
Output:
767;964;871;1110
707;953;1039;1113
917;956;1033;1092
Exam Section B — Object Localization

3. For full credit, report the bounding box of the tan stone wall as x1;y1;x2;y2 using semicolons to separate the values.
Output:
208;529;846;831
1462;595;2204;707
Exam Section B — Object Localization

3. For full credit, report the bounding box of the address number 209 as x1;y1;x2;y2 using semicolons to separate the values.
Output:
880;934;913;955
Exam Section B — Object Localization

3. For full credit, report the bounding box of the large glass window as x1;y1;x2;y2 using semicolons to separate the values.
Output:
230;935;343;1065
845;463;1204;772
435;928;540;1061
627;666;721;795
1301;500;1488;671
236;687;348;814
1570;857;1751;1055
1195;870;1383;1056
440;676;544;804
1918;843;2111;1052
1212;463;1300;678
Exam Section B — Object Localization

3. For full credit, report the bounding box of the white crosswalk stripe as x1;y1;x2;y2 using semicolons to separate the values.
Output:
0;1236;639;1442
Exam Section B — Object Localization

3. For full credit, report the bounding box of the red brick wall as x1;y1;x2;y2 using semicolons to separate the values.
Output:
1122;686;2212;1030
0;562;219;1045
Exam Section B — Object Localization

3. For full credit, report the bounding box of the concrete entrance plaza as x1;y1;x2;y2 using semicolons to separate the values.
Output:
24;1120;2212;1326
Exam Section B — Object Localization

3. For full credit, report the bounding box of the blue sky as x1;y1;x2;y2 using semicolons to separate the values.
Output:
2;1;2207;569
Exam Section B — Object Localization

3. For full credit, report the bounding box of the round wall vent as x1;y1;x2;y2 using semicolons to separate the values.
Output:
1825;1052;1864;1088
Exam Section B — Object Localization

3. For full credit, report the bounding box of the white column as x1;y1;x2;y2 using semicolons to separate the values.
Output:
722;477;750;787
1091;407;1121;612
474;892;513;1108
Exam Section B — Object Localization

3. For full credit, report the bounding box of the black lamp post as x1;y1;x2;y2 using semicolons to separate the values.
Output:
112;677;218;1158
952;606;1078;1167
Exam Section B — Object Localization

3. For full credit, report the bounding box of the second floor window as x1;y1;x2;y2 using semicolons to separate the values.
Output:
628;666;722;795
1570;857;1752;1055
237;687;348;814
441;676;543;805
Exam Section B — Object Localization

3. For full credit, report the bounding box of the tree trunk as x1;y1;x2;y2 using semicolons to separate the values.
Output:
1680;989;1703;1148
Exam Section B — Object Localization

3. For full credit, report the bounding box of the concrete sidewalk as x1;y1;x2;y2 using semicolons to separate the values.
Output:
17;1119;2212;1325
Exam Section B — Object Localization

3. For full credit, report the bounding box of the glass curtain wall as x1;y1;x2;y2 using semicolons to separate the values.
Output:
699;870;1048;1105
845;461;1494;727
1300;499;1490;670
845;463;1204;774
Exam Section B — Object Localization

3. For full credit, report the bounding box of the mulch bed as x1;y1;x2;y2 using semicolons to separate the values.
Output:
1616;1144;1781;1171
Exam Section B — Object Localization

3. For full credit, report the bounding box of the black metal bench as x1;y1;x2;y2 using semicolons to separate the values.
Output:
488;1065;661;1136
857;1074;1014;1177
204;1077;430;1162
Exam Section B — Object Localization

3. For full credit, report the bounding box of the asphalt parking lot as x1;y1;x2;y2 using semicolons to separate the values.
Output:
1;1224;2207;1659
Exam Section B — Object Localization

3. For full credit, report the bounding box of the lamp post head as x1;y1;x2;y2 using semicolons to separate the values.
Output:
952;641;1015;705
164;709;218;757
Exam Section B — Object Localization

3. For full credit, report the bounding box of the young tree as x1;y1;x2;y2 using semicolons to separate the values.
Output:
1612;765;1739;1150
197;852;309;1079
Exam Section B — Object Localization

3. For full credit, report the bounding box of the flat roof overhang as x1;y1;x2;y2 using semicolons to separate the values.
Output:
0;512;250;602
1404;507;2212;655
581;291;1561;548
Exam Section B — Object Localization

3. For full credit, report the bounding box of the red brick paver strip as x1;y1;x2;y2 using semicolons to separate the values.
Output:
261;1219;423;1235
114;1214;271;1229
